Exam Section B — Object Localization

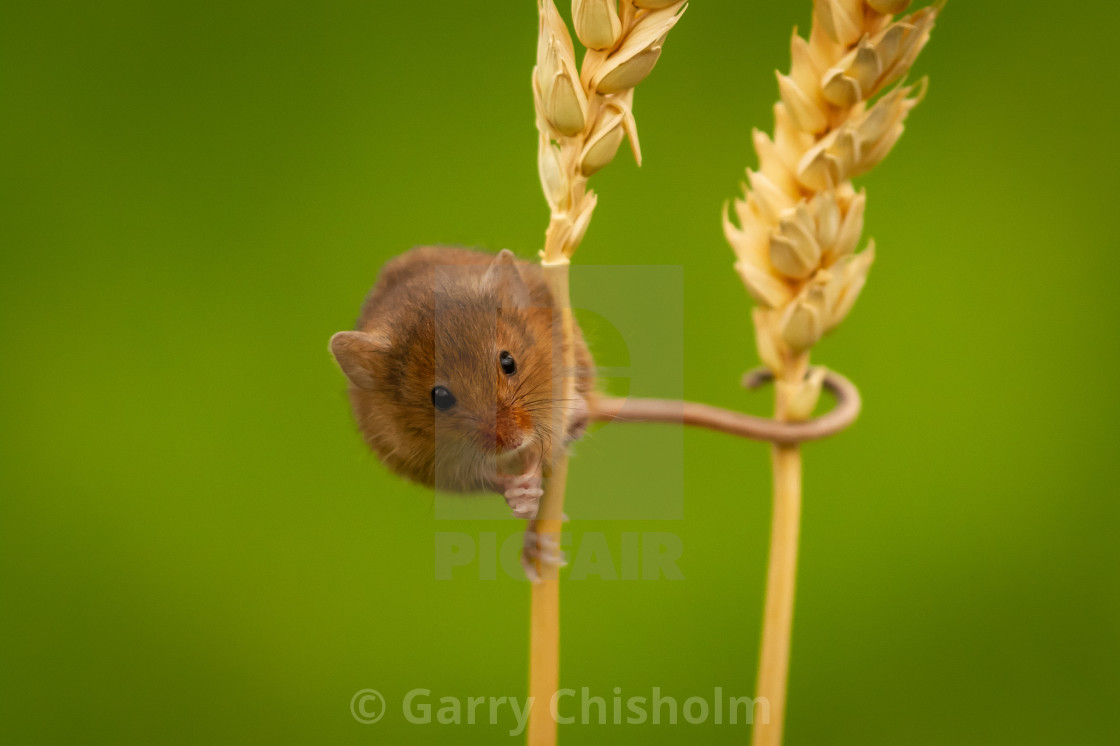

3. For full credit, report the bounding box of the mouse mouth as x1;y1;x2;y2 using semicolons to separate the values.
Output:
495;436;533;458
511;436;540;455
494;437;541;472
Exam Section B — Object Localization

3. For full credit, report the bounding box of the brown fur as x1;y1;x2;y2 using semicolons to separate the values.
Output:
330;247;594;493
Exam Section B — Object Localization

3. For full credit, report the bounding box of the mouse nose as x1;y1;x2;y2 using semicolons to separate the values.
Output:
479;428;525;453
482;406;531;453
498;431;525;452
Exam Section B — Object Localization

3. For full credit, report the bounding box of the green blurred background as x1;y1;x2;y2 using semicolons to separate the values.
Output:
3;1;1118;743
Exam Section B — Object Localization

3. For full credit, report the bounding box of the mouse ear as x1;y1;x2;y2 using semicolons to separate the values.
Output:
329;331;387;390
482;249;532;308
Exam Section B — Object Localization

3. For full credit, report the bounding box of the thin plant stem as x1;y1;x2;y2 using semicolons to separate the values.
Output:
527;523;562;746
752;356;806;746
752;442;802;746
527;258;575;746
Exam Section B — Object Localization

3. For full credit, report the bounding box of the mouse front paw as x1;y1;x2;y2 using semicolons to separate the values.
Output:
497;471;543;519
521;520;568;584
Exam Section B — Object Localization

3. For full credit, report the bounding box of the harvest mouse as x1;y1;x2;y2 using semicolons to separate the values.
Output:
329;246;594;527
330;247;856;580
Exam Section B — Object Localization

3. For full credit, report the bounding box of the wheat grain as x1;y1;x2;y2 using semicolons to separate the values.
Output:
724;3;940;745
527;4;686;745
727;0;937;417
535;0;686;263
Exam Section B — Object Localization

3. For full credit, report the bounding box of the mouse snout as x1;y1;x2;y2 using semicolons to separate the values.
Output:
480;405;532;453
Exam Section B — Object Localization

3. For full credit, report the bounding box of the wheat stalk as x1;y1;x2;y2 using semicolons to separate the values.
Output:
723;2;939;744
528;2;686;744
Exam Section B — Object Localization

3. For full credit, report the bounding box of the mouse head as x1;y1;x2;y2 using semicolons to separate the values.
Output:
330;250;562;490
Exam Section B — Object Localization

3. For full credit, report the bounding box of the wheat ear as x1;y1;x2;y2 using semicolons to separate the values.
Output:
528;2;686;744
722;2;939;744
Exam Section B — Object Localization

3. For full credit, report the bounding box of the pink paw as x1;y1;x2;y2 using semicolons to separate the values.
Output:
521;522;568;584
498;472;543;519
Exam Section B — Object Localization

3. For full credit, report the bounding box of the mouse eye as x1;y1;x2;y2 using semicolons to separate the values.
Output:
499;351;517;375
431;386;457;411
